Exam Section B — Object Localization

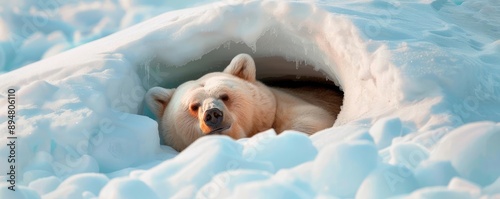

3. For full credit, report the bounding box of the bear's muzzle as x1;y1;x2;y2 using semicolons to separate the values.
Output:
204;108;223;128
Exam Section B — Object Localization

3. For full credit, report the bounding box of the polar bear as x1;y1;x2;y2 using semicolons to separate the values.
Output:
146;54;342;151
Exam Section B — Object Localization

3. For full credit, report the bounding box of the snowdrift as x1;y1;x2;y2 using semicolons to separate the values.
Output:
1;0;500;198
0;0;221;72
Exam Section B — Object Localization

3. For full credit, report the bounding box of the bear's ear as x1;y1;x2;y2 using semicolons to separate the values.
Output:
223;53;256;82
145;87;175;118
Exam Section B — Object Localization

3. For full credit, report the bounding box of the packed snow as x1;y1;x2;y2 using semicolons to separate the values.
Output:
1;0;500;199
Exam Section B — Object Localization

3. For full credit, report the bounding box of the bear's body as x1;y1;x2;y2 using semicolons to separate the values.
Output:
270;86;342;135
146;54;342;151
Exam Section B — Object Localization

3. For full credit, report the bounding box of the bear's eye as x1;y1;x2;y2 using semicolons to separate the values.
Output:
220;94;229;102
190;103;200;112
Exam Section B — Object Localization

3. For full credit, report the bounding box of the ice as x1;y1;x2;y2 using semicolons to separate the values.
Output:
1;0;500;198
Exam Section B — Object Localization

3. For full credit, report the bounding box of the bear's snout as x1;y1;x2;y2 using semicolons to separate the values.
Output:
204;108;224;129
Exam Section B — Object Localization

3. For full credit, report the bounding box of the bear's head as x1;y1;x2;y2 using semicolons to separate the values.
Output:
146;54;277;151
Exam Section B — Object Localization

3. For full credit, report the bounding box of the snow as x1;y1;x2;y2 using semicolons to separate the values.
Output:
356;163;418;199
447;177;481;197
370;117;406;149
100;177;159;199
0;0;500;198
414;160;458;187
430;122;500;186
0;0;219;72
312;141;378;198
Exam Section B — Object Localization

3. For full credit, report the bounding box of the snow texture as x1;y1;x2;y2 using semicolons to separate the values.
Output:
1;0;500;198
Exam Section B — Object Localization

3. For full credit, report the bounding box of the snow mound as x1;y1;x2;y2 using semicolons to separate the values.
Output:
0;0;219;72
430;122;500;186
1;0;500;198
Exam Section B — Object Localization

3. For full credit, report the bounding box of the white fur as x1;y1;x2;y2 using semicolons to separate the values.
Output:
146;54;341;151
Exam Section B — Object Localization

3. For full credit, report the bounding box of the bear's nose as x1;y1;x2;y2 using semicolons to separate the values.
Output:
204;108;223;128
